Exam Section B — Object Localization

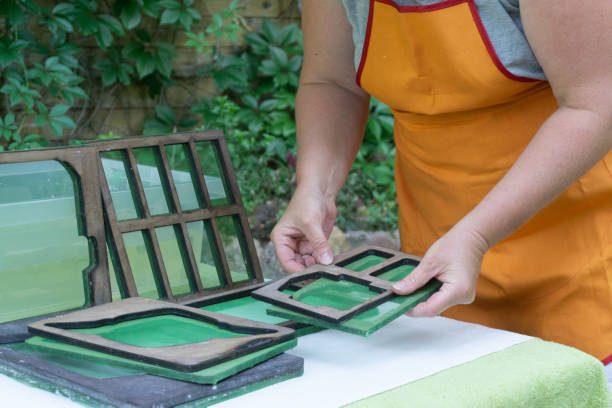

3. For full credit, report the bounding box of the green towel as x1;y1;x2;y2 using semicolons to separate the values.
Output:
344;339;611;408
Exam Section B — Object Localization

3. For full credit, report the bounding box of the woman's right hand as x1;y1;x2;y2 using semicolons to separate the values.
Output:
271;186;337;273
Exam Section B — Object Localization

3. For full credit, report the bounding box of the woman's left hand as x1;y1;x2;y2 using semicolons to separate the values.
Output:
391;225;489;317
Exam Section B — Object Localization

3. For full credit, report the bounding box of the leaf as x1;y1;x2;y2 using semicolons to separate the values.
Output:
261;19;280;43
244;32;268;54
212;13;223;28
287;55;302;72
120;1;141;29
240;94;258;110
53;15;74;32
260;99;277;112
51;104;71;116
52;3;76;16
95;23;113;48
61;86;89;103
178;115;198;128
99;15;125;35
0;37;27;68
259;59;278;76
142;0;161;17
135;53;155;78
269;46;287;68
143;117;172;136
160;9;180;25
279;24;300;45
5;1;28;27
155;104;176;125
53;115;76;128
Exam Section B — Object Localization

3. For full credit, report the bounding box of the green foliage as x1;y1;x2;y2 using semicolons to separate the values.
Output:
1;1;396;234
0;0;240;151
185;20;397;233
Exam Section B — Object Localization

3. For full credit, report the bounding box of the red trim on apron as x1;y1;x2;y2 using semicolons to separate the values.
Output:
465;0;538;82
376;0;466;12
356;0;375;87
601;354;612;366
355;0;539;86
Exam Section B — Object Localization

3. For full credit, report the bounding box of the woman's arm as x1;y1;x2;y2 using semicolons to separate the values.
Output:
393;0;612;316
271;0;370;273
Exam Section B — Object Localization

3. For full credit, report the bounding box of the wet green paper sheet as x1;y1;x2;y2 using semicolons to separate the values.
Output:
267;264;442;336
25;336;297;385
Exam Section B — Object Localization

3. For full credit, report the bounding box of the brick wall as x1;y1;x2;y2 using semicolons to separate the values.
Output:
71;0;301;140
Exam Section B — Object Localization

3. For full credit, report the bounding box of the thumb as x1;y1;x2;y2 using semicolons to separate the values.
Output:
303;223;334;265
392;260;437;295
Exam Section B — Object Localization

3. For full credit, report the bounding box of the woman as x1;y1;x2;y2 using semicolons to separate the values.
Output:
270;0;612;361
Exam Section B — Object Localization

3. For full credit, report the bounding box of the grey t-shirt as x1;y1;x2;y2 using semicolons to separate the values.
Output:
342;0;546;80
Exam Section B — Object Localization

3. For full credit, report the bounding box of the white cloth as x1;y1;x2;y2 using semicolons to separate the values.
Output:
217;316;532;407
0;316;532;407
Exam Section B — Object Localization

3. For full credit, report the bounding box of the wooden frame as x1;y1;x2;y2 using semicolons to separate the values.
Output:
252;246;424;324
334;245;422;276
182;283;310;331
94;131;263;303
29;297;295;373
0;146;110;307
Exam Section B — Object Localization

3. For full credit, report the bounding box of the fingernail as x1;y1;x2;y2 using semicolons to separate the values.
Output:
393;281;408;291
320;252;333;265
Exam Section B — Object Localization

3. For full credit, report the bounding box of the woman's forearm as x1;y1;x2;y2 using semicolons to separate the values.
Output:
459;106;612;248
295;80;370;199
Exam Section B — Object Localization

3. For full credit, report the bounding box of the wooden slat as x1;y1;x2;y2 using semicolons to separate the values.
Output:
216;137;264;281
91;130;224;152
188;140;213;208
98;159;138;297
146;228;173;300
178;222;204;292
116;205;242;233
157;145;180;214
125;148;150;218
209;217;234;288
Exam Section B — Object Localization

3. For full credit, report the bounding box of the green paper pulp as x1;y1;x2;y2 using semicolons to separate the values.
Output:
292;278;380;310
340;254;390;272
71;315;247;347
267;264;441;336
289;263;417;312
201;296;288;325
25;336;297;385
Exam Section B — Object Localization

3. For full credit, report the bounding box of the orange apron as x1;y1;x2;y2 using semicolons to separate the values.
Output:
357;0;612;360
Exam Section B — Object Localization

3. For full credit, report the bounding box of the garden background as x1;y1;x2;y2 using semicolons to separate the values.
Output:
0;0;398;277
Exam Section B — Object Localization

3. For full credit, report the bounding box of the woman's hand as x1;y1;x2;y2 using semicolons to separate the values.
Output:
271;186;337;273
392;225;489;317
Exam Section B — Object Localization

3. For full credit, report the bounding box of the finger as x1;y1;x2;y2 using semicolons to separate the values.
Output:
391;259;439;295
272;236;306;274
294;253;306;267
302;223;333;265
303;254;316;267
404;283;455;317
298;240;313;256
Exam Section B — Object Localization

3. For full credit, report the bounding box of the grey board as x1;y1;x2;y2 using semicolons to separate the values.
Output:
0;345;303;407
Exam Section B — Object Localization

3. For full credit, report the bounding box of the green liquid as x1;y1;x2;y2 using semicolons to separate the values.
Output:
72;315;246;347
292;278;379;310
340;254;389;271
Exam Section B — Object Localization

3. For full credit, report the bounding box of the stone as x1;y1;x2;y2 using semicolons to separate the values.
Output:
328;226;351;254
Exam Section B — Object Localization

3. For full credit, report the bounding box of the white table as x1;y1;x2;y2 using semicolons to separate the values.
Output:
1;316;533;407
